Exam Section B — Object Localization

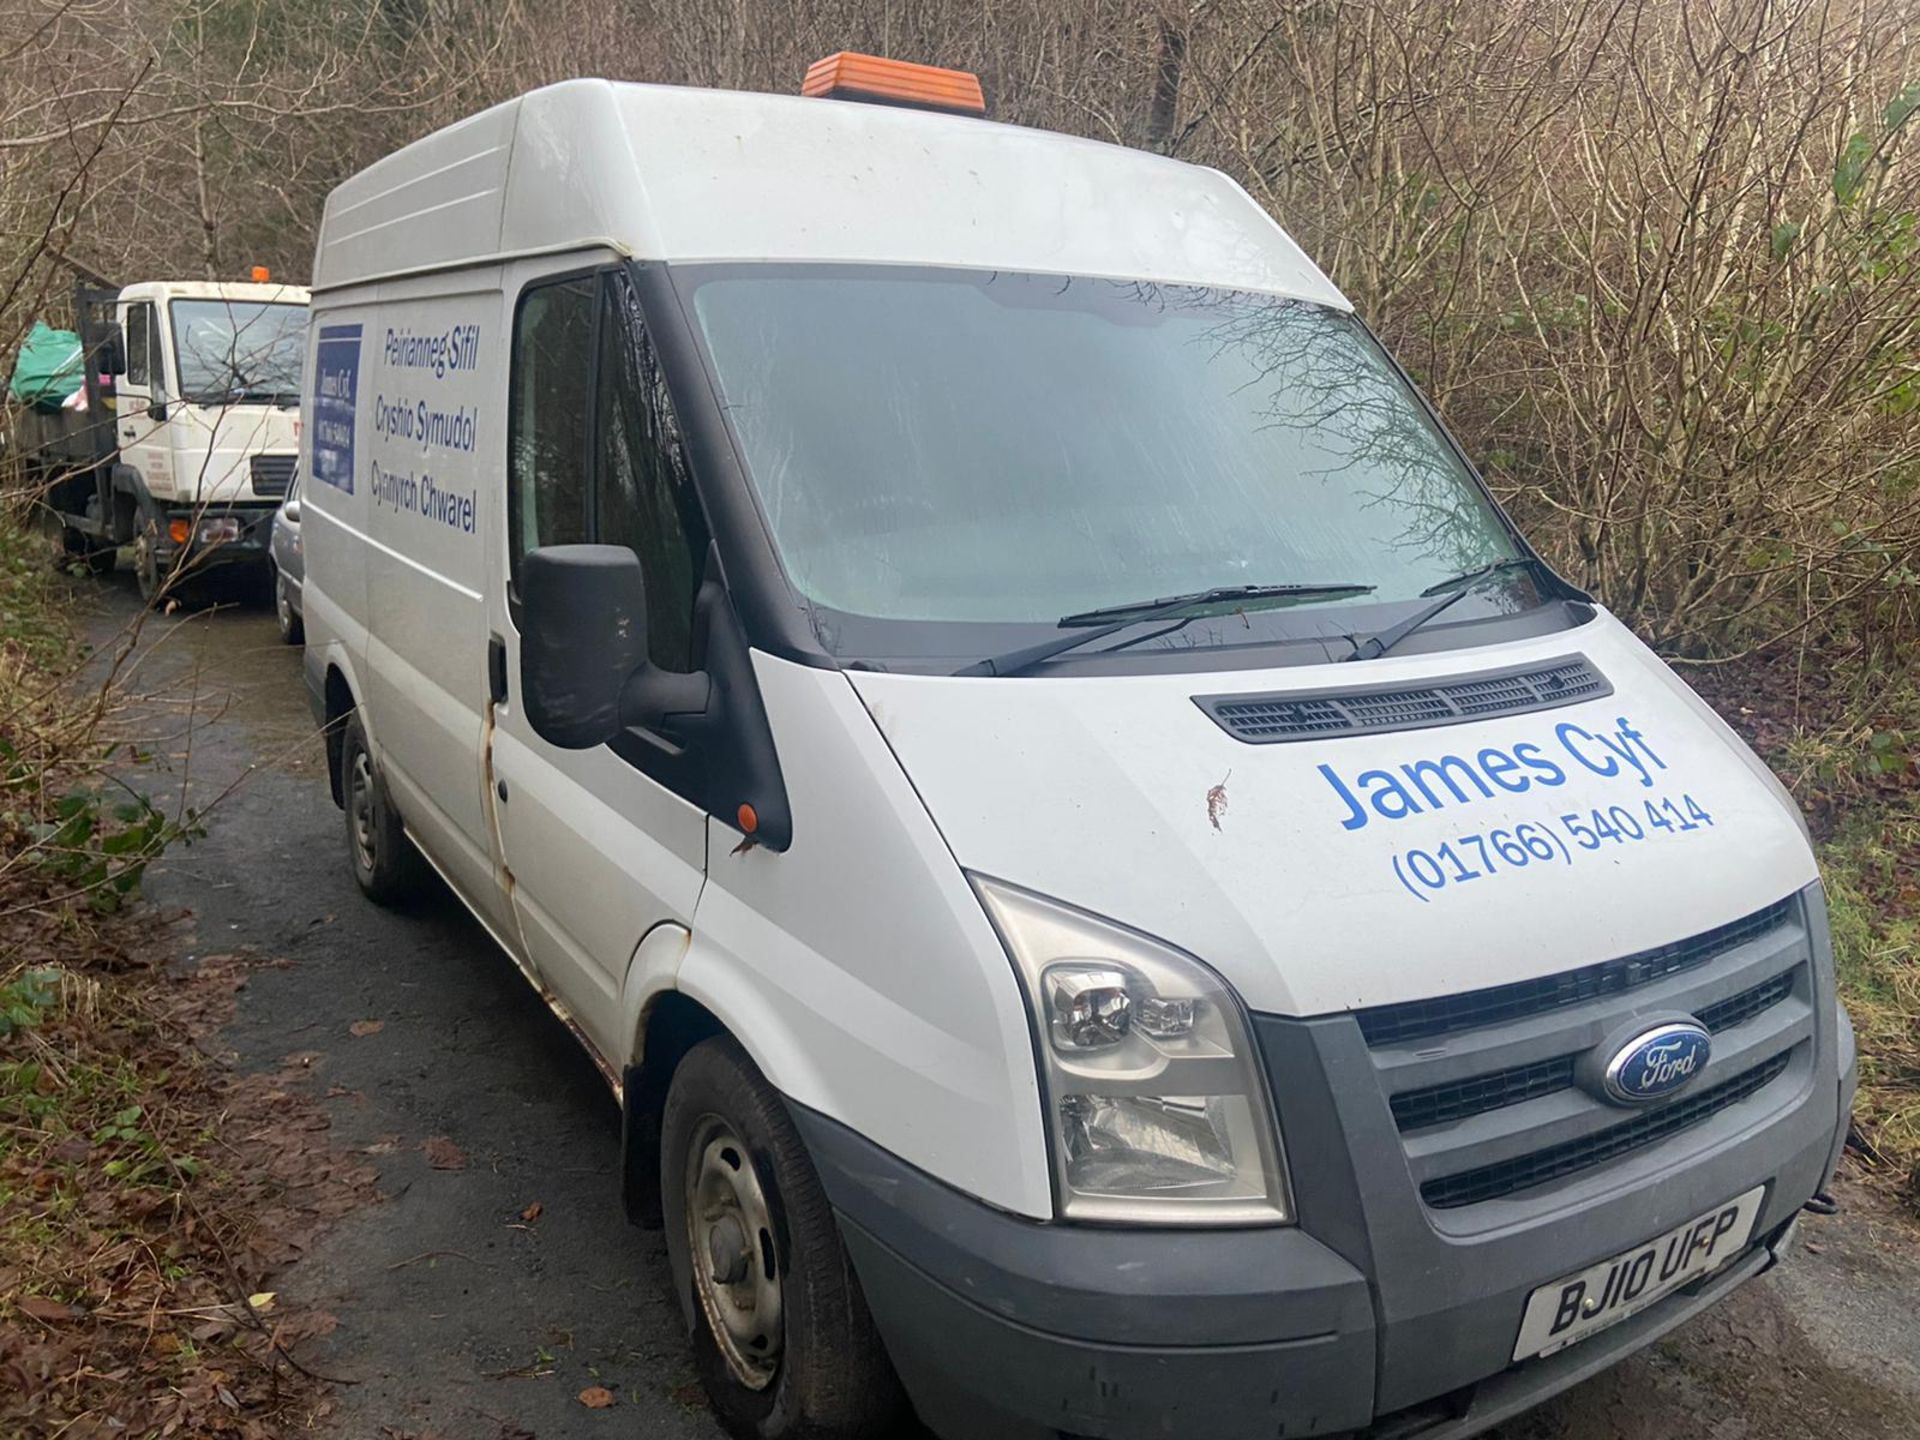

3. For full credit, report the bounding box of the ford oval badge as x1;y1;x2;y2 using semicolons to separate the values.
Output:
1603;1023;1711;1104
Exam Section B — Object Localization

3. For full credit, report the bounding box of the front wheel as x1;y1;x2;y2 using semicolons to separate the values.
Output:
271;563;304;644
132;519;164;603
661;1038;906;1440
339;712;425;905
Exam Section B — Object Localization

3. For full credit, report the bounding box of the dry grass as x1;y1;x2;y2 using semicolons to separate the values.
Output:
1822;801;1920;1187
1689;652;1920;1200
0;516;374;1438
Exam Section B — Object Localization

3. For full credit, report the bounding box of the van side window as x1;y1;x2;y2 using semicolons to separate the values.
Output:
596;275;711;672
125;303;151;387
508;277;595;583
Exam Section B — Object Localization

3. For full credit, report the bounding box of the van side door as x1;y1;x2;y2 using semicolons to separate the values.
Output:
347;277;513;942
486;263;711;1063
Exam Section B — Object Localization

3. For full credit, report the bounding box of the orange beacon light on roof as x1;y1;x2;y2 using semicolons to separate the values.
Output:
801;52;986;118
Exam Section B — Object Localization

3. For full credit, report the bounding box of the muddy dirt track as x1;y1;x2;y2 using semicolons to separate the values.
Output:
82;567;1920;1440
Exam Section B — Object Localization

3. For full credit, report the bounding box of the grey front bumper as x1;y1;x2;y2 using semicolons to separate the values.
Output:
797;883;1853;1440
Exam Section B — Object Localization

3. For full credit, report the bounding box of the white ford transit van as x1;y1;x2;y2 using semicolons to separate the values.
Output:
301;57;1855;1440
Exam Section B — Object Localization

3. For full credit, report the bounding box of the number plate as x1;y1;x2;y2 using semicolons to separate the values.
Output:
1512;1186;1765;1360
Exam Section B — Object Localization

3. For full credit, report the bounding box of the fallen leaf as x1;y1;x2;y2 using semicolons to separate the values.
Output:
364;1138;399;1155
519;1201;543;1223
247;1292;276;1314
578;1385;616;1409
1206;771;1232;831
349;1019;385;1037
17;1295;79;1323
423;1136;467;1170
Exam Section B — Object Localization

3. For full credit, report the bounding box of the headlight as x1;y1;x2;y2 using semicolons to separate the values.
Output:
973;876;1291;1225
196;516;242;545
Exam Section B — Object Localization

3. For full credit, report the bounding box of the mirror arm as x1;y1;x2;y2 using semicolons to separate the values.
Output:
617;665;713;734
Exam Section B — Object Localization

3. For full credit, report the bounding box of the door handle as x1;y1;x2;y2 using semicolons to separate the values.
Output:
487;634;508;705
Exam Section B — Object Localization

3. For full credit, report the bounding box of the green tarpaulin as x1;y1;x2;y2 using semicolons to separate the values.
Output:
8;321;85;412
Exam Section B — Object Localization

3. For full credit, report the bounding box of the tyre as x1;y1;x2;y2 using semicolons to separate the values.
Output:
661;1037;906;1440
339;712;426;904
132;518;164;603
271;563;304;644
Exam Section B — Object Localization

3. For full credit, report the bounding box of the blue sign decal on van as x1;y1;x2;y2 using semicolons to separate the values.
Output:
312;323;362;494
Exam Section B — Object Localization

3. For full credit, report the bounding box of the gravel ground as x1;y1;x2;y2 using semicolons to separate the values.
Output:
83;567;1920;1440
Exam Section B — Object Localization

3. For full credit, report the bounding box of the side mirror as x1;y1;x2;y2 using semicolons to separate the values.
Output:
519;545;711;750
100;326;127;377
283;498;302;522
147;398;169;422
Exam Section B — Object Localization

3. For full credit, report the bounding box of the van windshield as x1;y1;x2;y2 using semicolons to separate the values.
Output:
170;299;306;405
684;266;1526;660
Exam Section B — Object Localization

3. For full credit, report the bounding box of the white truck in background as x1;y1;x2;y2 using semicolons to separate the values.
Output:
10;276;308;599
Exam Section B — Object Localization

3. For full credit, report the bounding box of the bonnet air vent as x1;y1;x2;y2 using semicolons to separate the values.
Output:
1194;655;1610;745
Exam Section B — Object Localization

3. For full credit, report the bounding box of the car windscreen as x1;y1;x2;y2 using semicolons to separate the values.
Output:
169;300;306;404
682;265;1530;664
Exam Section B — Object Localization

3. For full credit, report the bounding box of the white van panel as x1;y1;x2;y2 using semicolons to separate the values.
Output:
486;723;709;1062
302;299;375;707
310;276;506;925
689;656;1052;1218
850;613;1818;1019
612;85;1340;301
315;102;519;293
314;79;1344;311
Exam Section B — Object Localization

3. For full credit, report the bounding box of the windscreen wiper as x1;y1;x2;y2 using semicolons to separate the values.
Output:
955;582;1376;678
1417;556;1537;598
1341;557;1537;662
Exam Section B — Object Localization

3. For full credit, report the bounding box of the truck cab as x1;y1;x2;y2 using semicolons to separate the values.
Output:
28;276;308;597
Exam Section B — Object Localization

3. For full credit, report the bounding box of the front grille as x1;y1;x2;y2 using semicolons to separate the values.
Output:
1195;655;1609;744
1697;970;1795;1032
1420;1052;1791;1209
1390;967;1800;1133
1358;899;1795;1047
250;452;296;497
1392;1056;1576;1132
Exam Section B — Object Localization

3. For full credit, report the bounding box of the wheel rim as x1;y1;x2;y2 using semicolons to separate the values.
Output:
275;574;293;631
685;1116;783;1390
134;528;159;597
348;750;377;873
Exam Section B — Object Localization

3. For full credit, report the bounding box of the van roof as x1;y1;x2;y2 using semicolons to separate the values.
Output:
312;78;1348;308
